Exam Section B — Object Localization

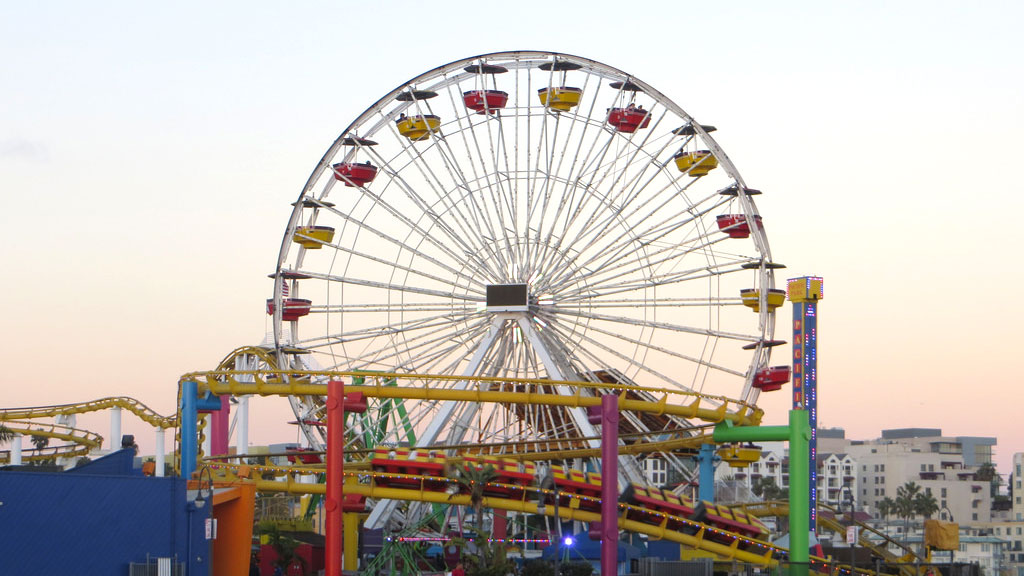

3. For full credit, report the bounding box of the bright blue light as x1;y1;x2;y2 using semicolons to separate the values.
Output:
562;536;575;547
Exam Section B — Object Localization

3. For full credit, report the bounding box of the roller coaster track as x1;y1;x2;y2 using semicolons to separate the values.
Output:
205;460;784;568
734;501;924;576
0;397;175;464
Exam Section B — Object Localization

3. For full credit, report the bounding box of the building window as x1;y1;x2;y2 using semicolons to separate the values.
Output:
880;464;885;471
921;464;927;472
972;514;977;521
942;488;947;497
645;459;667;486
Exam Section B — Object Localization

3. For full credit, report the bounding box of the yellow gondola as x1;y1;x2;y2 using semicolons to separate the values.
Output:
717;444;762;468
537;86;583;111
740;288;787;313
292;226;335;249
674;150;719;177
396;115;441;141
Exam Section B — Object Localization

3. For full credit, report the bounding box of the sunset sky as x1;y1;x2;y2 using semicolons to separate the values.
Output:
2;2;1022;475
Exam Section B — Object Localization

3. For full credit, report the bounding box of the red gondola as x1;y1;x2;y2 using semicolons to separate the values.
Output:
266;298;312;321
331;162;378;187
463;90;509;114
716;214;763;239
753;366;791;392
607;106;651;133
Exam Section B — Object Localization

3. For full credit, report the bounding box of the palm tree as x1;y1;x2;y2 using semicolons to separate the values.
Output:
914;491;939;519
452;463;517;576
877;496;896;533
0;423;14;444
895;482;923;545
455;463;498;529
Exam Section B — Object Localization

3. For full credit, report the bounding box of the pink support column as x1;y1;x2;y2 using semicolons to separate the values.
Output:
601;394;619;576
326;379;344;576
209;395;230;457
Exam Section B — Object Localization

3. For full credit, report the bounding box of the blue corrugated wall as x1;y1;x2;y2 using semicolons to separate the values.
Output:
0;468;210;574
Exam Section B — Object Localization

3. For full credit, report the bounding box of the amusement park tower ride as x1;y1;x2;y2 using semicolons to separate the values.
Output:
788;276;823;531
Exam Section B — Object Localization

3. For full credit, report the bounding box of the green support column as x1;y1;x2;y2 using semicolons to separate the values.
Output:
713;410;810;576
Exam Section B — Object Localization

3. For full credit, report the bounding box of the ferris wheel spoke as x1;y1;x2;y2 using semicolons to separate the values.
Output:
551;238;738;301
296;269;482;303
539;186;715;293
550;306;758;343
543;226;737;300
541;314;700;393
369;140;503;282
539;307;745;379
442;90;521;275
295;308;483;349
316;196;479;283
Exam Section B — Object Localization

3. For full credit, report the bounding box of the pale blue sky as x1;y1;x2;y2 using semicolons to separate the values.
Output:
2;1;1022;472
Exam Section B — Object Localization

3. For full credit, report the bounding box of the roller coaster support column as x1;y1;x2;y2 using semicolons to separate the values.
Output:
327;379;344;576
110;406;122;451
327;379;368;576
344;475;359;572
155;429;165;477
210;395;230;457
698;444;716;503
714;410;811;576
181;381;225;480
10;435;22;466
237;395;250;457
601;394;619;576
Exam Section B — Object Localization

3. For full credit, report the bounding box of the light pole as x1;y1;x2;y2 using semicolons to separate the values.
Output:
838;486;857;576
940;506;955;573
536;471;561;570
187;465;213;576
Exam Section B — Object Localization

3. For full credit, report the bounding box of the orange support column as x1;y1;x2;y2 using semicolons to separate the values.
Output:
211;484;257;576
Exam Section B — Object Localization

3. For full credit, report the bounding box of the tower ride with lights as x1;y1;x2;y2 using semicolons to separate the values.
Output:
788;276;823;531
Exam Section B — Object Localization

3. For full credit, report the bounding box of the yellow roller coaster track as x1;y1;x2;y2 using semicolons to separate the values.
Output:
733;501;925;576
0;397;175;464
183;369;764;425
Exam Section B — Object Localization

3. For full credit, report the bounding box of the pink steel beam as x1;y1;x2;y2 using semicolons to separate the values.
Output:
601;394;619;575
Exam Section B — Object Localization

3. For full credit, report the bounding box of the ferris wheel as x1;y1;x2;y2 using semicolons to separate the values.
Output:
269;51;782;504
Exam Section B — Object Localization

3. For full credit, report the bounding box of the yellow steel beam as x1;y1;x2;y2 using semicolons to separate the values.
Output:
185;370;762;427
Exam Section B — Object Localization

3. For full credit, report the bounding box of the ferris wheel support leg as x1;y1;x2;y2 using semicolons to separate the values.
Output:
364;318;503;530
516;316;646;485
155;428;165;477
11;435;22;466
110;406;122;451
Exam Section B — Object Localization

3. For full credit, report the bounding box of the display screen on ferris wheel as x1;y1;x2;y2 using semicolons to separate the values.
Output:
265;52;783;513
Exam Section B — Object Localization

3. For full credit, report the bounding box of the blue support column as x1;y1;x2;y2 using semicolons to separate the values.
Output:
181;380;198;480
698;444;716;503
